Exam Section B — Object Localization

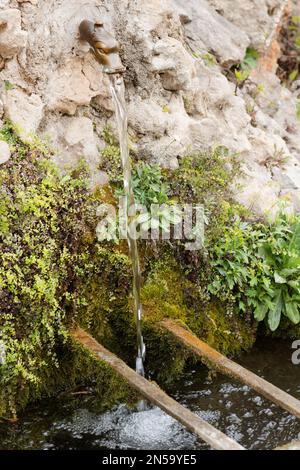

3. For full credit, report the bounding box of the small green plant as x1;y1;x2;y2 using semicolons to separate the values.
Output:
291;16;300;27
207;213;300;331
201;53;217;67
100;127;123;185
261;145;289;169
162;105;170;113
192;51;217;67
233;48;259;91
256;83;265;94
295;37;300;48
4;80;14;91
277;15;300;86
192;51;201;59
131;162;169;207
255;214;300;330
245;100;255;115
234;69;250;86
242;48;259;70
118;162;181;234
296;102;300;121
169;147;243;245
289;69;298;82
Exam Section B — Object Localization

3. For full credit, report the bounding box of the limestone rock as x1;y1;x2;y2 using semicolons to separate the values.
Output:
152;37;196;91
0;9;27;59
46;59;95;115
0;140;10;164
128;97;172;137
4;88;44;142
64;116;98;165
207;0;289;50
89;170;109;191
235;162;283;216
173;0;250;64
0;0;299;216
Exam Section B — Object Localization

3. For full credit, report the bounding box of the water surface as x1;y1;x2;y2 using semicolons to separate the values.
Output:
1;338;300;450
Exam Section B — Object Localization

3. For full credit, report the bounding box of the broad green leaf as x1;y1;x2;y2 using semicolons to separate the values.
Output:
285;302;300;324
281;268;298;276
254;303;268;321
288;222;300;252
288;280;300;292
259;245;276;266
274;271;286;284
268;291;282;331
286;256;300;268
289;69;298;82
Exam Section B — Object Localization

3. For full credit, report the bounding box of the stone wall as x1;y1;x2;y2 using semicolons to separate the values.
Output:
1;0;300;215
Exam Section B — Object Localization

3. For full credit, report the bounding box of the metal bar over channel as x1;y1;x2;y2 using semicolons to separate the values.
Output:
161;319;300;420
71;327;244;450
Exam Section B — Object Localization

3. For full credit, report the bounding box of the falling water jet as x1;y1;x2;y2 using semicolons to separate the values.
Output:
79;20;146;379
109;74;146;378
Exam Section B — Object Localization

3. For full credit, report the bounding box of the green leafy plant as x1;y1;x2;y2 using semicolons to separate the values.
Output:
277;15;300;87
162;105;170;113
121;162;181;234
201;53;217;67
289;69;298;82
232;48;259;91
131;162;169;207
4;80;14;91
234;69;250;88
207;213;300;331
296;102;300;121
169;147;242;244
255;214;300;330
242;47;259;70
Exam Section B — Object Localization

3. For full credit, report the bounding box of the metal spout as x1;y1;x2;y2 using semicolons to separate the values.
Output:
79;19;125;74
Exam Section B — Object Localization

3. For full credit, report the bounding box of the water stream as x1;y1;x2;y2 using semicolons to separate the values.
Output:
1;338;299;450
108;75;145;377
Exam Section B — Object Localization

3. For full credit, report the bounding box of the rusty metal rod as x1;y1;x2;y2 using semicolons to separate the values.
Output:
161;319;300;420
71;327;244;450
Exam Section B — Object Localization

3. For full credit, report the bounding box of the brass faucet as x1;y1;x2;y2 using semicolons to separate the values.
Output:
79;20;126;74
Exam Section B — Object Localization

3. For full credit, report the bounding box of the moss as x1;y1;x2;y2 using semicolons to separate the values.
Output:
0;338;136;419
140;254;256;382
0;123;138;418
141;258;189;324
168;147;248;246
187;303;256;357
99;126;123;186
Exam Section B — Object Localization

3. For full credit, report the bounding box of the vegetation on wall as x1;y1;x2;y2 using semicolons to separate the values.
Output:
277;14;300;86
0;123;135;418
1;123;300;418
207;214;300;331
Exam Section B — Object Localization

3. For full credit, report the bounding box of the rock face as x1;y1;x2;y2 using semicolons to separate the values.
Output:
173;0;250;64
3;88;43;142
0;139;10;163
0;8;27;58
0;0;299;215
